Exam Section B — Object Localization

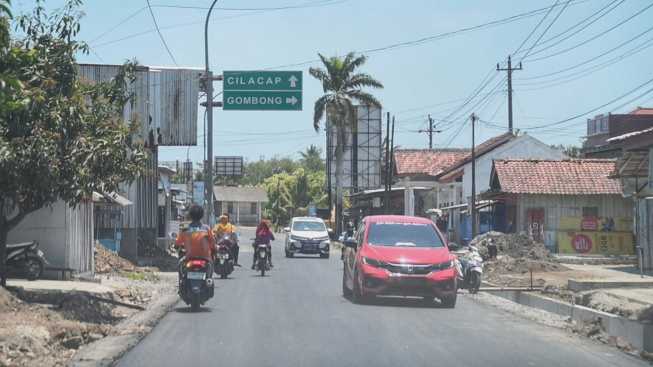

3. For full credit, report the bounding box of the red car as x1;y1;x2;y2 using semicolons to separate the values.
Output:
342;215;458;307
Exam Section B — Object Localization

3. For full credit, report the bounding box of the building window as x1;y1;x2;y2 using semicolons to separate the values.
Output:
227;202;233;213
582;207;598;217
588;120;596;134
601;118;609;131
250;203;257;214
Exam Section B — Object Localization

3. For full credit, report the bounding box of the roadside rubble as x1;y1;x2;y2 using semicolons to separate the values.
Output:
466;231;653;361
0;241;177;367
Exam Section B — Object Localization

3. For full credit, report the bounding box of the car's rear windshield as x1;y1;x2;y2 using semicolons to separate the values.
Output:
292;221;327;232
366;221;445;248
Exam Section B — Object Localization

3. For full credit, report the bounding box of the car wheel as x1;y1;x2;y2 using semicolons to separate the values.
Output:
441;292;457;308
352;268;366;305
342;268;353;298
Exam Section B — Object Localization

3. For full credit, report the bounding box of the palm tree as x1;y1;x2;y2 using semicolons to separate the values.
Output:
309;52;383;235
299;144;325;172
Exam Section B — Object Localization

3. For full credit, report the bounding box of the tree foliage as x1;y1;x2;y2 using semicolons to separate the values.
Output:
260;168;328;230
299;144;325;172
0;0;150;286
551;144;584;158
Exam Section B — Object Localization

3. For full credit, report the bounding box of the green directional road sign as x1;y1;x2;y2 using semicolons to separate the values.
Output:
223;91;302;111
222;70;302;111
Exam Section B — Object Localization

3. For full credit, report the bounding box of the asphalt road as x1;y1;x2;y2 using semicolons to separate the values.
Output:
115;227;648;367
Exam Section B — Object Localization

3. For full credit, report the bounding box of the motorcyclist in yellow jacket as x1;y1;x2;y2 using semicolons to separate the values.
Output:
213;214;241;266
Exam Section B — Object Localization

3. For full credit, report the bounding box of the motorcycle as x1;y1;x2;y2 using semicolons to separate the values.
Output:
178;257;214;311
454;244;484;294
6;240;49;280
254;243;271;276
214;233;235;279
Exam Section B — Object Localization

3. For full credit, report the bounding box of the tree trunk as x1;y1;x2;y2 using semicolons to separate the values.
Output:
335;133;344;237
0;227;7;288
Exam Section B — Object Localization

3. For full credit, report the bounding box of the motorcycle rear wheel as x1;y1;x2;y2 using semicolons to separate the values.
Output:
469;272;481;294
191;293;201;312
25;254;45;281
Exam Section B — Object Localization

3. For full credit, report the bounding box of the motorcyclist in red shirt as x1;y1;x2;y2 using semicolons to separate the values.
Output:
252;219;275;269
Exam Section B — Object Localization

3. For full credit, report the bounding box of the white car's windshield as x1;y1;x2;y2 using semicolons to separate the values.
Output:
292;221;327;232
366;222;445;248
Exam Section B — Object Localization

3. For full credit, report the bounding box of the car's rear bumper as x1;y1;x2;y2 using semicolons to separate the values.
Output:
359;265;457;298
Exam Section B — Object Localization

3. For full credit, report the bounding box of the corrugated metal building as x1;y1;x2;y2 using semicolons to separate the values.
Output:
78;64;202;263
9;64;203;276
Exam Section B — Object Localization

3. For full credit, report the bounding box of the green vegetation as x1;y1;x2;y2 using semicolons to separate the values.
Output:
0;0;150;286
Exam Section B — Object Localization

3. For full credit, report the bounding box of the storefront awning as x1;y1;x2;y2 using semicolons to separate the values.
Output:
92;191;133;206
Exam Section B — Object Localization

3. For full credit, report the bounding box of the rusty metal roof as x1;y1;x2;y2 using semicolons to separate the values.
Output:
609;151;650;179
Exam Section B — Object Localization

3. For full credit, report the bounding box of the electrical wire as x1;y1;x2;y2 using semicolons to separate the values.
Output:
146;0;178;67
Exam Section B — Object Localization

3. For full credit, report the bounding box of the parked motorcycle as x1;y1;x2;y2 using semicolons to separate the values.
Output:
214;233;235;279
454;244;484;294
253;243;271;276
6;240;49;280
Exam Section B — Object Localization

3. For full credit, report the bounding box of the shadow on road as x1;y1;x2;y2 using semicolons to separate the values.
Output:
342;295;453;309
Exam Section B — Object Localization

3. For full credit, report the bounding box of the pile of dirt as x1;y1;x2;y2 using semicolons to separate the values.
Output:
0;286;111;367
465;232;570;288
572;317;640;357
95;241;136;274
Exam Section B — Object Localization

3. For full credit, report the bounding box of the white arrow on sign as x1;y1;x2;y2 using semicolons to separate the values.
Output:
288;75;298;88
286;96;298;105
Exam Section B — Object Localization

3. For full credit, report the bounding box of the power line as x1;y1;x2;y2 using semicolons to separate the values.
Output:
146;0;178;67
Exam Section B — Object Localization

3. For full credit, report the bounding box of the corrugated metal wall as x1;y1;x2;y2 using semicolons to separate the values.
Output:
78;64;201;233
151;68;201;146
65;203;94;274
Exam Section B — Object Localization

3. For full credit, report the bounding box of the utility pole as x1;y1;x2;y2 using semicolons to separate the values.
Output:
419;115;442;149
470;113;477;240
497;55;522;135
200;0;223;227
384;112;391;213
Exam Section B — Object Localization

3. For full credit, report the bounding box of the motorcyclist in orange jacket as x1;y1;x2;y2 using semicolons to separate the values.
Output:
174;204;217;279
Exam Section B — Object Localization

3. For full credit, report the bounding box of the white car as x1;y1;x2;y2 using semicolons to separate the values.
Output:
284;217;333;259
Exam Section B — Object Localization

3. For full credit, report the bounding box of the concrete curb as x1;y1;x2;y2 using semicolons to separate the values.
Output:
485;287;653;353
64;293;180;367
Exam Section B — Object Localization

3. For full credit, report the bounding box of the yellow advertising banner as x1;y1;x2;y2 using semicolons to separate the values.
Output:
595;232;634;256
559;217;633;232
557;232;634;255
558;232;598;254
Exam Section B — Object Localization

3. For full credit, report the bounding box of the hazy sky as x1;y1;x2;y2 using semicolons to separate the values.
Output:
9;0;653;166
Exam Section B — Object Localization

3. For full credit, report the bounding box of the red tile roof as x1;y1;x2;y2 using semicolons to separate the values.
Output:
492;158;620;195
629;107;653;115
394;149;470;177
